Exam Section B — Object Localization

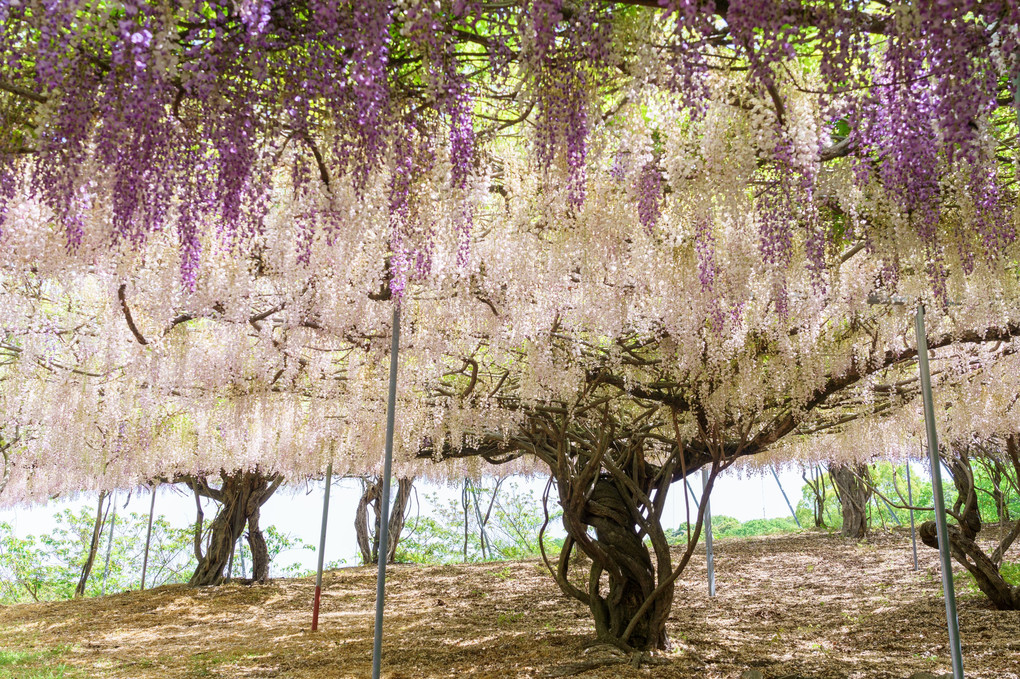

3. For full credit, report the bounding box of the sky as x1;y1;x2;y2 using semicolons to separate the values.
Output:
0;467;822;575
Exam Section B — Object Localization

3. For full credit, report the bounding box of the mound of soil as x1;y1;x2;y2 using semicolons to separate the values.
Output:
1;529;1018;678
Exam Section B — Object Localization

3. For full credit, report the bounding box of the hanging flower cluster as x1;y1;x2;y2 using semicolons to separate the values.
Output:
0;1;1017;297
1;2;1020;507
3;104;1020;507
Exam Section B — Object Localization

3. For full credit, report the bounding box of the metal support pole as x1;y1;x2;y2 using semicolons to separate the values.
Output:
372;306;401;679
312;461;333;632
1014;74;1019;135
140;484;157;590
101;491;117;596
880;495;902;526
907;462;918;571
701;468;715;597
916;304;964;679
771;466;802;528
684;479;700;509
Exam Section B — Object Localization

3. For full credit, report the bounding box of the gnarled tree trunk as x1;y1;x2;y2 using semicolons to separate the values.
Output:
522;409;729;653
246;505;270;582
185;469;283;587
919;444;1020;610
831;462;872;539
582;478;668;650
355;476;414;564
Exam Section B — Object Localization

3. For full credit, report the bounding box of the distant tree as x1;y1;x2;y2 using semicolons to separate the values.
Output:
830;463;874;540
800;465;833;529
74;491;110;598
182;470;284;586
355;475;414;565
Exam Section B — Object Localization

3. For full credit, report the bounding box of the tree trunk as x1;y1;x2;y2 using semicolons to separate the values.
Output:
192;489;205;561
919;519;1020;608
450;407;726;653
74;490;109;598
187;470;283;587
582;478;668;651
386;478;413;563
246;507;270;582
831;463;871;539
0;446;11;497
354;476;414;564
355;478;379;564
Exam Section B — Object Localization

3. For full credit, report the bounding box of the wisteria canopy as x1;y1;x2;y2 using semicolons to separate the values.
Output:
4;0;1020;654
0;0;1019;497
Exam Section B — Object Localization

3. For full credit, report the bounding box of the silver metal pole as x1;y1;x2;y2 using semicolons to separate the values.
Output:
140;484;157;590
880;494;902;526
771;466;801;528
916;304;964;679
312;461;333;632
685;479;700;509
101;491;117;596
372;305;401;679
701;468;715;597
1014;75;1019;133
907;462;918;571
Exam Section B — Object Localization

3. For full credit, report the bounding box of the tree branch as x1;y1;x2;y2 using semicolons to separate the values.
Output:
0;78;47;103
118;283;149;345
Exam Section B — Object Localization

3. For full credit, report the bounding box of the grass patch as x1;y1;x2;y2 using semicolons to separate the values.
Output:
1001;561;1020;586
0;646;73;679
496;610;525;625
489;566;514;580
186;650;257;677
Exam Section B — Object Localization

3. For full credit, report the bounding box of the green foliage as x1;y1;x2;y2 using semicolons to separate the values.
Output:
795;468;840;529
396;480;561;564
1002;561;1020;587
0;506;197;603
227;525;315;579
794;459;1019;534
728;517;801;537
393;515;462;565
969;459;1020;524
794;462;958;531
1;501;313;603
0;524;74;602
955;560;1020;598
868;463;940;527
665;515;800;544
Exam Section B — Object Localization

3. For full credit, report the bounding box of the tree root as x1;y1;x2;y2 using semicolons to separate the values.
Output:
545;649;671;677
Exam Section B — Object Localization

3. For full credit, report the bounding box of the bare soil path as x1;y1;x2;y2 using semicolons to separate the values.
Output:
1;529;1017;678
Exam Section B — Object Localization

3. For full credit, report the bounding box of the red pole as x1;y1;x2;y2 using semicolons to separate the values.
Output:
312;585;322;631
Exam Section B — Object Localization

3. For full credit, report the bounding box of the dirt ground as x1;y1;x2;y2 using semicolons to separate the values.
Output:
1;529;1018;678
